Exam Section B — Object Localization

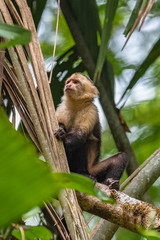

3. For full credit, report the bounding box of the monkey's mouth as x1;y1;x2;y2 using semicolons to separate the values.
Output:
64;87;73;92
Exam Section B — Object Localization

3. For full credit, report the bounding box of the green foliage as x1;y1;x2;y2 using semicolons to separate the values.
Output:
40;4;75;57
116;228;141;240
27;0;48;29
50;47;84;107
151;1;160;16
0;22;31;48
101;129;117;159
55;12;75;54
94;0;119;83
0;108;55;228
107;49;127;76
52;173;114;203
123;0;143;36
149;185;160;207
53;172;97;196
2;0;160;239
40;42;54;57
13;226;51;240
119;38;160;105
0;108;112;229
68;0;101;61
102;92;160;166
122;93;160;163
138;227;160;240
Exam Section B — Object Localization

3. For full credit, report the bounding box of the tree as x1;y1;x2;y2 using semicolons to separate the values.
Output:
0;0;160;239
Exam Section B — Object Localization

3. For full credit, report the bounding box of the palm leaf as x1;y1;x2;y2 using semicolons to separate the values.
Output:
119;38;160;105
0;22;31;48
94;0;119;83
61;0;115;102
122;0;154;50
123;0;143;36
50;46;84;107
3;59;40;150
27;0;48;28
68;0;101;61
0;108;55;228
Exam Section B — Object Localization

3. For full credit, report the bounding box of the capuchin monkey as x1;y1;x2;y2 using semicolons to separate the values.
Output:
55;73;127;190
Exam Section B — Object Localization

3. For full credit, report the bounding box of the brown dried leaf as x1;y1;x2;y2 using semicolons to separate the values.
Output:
116;108;131;133
122;0;154;50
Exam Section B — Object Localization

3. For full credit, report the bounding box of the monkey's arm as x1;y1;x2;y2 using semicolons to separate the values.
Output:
63;128;87;150
56;104;98;150
64;106;99;150
55;122;88;150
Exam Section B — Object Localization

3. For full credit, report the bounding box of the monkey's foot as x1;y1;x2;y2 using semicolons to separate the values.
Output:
105;178;119;190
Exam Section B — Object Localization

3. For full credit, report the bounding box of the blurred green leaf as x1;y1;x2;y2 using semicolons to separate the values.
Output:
0;108;112;228
52;172;95;196
116;228;141;240
121;93;160;163
0;22;31;48
55;12;75;54
52;173;114;203
13;226;51;240
149;185;160;207
138;227;160;240
0;108;55;228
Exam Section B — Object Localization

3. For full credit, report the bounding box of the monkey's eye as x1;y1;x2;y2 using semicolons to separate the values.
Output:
73;80;79;84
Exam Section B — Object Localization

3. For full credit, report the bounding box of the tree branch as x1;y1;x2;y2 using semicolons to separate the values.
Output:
91;148;160;240
77;182;160;235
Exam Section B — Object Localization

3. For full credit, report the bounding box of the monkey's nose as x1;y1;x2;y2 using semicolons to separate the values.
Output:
66;83;72;89
65;85;71;91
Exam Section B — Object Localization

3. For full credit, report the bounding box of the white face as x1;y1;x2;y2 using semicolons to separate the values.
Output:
64;73;99;100
64;74;84;98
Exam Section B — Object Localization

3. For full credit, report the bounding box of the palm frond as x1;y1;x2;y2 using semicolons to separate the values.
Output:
0;0;88;239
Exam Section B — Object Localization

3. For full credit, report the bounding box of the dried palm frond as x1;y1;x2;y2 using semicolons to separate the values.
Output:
122;0;154;50
0;0;88;239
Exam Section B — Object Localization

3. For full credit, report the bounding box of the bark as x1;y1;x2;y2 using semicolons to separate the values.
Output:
77;182;160;236
91;148;160;240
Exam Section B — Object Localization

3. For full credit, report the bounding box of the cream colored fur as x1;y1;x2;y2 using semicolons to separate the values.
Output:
56;73;99;135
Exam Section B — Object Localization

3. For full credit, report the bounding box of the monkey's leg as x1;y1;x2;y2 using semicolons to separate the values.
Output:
89;152;127;190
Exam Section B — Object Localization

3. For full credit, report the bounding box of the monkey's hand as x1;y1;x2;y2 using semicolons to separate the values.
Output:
105;178;119;191
54;123;67;140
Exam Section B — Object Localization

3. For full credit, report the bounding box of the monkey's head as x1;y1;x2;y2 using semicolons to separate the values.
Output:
64;73;99;101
